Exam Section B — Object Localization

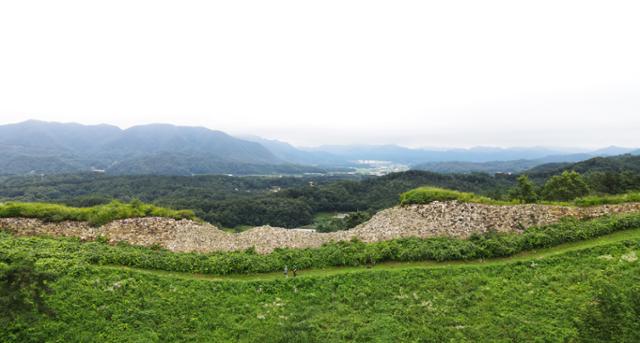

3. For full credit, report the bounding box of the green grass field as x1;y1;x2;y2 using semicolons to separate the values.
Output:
100;227;640;282
2;225;640;342
2;190;640;342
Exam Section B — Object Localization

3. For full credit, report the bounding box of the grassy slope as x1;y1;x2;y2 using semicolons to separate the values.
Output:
100;227;640;282
3;229;640;342
2;212;639;277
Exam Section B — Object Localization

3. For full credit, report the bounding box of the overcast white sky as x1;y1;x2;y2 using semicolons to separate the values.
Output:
1;0;639;148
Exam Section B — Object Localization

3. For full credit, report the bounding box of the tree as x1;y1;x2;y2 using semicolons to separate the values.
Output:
542;171;590;201
586;171;640;194
509;175;538;203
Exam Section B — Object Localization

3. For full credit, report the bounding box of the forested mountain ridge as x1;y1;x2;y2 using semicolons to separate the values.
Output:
527;154;640;178
309;145;597;164
0;120;122;153
412;151;640;175
104;125;278;163
1;120;638;176
0;120;320;175
411;154;593;174
239;135;354;166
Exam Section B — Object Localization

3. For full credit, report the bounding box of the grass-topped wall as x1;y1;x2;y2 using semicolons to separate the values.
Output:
399;187;511;206
400;186;640;207
0;200;196;226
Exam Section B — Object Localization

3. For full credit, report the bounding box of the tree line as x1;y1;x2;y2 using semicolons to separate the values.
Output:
1;158;640;229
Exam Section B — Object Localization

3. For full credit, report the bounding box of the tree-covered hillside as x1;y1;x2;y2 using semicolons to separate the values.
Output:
528;154;640;177
2;154;640;229
0;171;514;228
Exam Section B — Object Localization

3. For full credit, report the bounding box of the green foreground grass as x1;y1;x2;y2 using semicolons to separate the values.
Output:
2;229;639;342
3;201;640;341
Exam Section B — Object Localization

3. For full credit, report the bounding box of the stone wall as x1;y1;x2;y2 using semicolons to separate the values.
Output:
2;201;640;254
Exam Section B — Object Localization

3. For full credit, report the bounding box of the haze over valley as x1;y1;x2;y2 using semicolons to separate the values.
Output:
2;120;638;176
2;1;640;341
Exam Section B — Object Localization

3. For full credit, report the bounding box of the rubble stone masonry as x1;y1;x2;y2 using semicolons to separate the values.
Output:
2;201;640;254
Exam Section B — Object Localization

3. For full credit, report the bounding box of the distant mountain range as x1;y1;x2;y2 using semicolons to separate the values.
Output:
0;120;637;176
239;136;355;167
412;149;640;174
308;144;637;165
0;120;321;175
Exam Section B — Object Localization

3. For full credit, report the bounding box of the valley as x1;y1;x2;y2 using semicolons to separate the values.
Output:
2;124;640;342
3;155;640;342
3;3;639;340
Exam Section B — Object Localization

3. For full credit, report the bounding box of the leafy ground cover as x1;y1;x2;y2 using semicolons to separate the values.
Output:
101;226;640;282
1;231;639;342
2;212;640;276
0;200;196;226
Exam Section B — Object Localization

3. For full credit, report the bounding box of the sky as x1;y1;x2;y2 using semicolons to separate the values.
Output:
0;0;639;148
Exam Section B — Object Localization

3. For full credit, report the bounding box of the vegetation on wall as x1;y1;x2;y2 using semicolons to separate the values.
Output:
1;153;640;229
399;187;507;206
0;200;195;226
0;171;515;228
2;212;639;276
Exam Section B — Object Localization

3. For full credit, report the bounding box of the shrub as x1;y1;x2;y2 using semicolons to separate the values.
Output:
399;187;510;206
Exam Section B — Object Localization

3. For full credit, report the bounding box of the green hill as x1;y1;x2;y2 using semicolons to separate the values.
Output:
528;154;640;177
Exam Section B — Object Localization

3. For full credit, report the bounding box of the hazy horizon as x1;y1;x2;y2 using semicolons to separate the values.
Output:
2;118;637;152
1;1;639;148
